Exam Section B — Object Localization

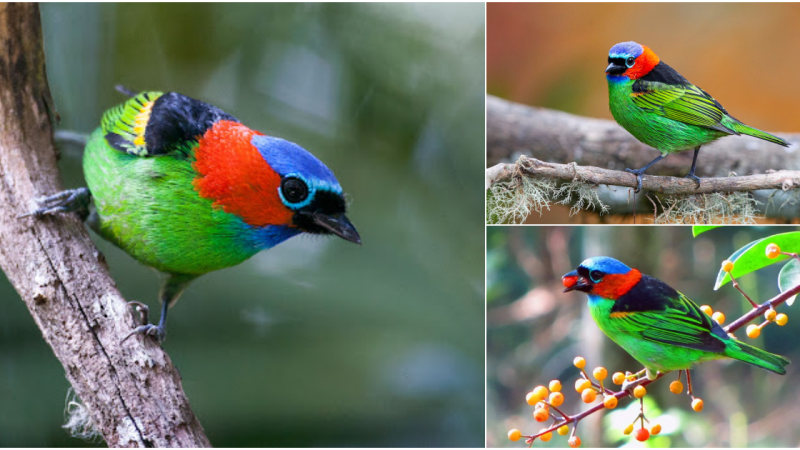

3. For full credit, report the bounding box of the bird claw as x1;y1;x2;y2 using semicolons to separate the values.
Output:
624;168;644;193
122;301;165;344
18;187;91;219
684;173;701;189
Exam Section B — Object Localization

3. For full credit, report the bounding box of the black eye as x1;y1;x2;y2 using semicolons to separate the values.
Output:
626;57;635;68
281;177;308;204
590;270;604;282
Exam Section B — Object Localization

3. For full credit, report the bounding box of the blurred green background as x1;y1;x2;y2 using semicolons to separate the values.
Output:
0;3;485;447
487;226;800;448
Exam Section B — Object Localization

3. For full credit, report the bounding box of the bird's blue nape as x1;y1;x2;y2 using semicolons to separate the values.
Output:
580;256;632;275
608;41;643;59
251;135;342;193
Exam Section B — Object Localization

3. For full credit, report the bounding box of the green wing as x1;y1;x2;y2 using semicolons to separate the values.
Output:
631;81;738;135
612;292;727;353
101;91;164;157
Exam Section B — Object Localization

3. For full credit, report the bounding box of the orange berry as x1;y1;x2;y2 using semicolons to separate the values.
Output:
635;427;650;442
669;380;683;394
533;385;549;401
508;429;522;441
612;372;626;385
557;425;569;436
573;356;586;369
593;366;608;381
721;260;734;273
581;388;597;403
549;380;562;392
692;398;704;412
765;309;777;321
568;436;581;448
539;429;552;442
575;378;591;393
700;305;713;316
603;395;617;409
776;313;788;326
525;391;539;406
549;391;564;407
534;408;549;422
746;324;761;339
633;385;646;398
534;401;548;410
651;424;662;436
766;243;781;259
712;311;725;324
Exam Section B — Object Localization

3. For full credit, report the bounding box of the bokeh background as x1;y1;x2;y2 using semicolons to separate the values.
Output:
0;4;485;447
487;3;800;223
487;226;800;448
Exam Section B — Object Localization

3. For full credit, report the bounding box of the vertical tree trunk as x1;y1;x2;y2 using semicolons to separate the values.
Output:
0;4;209;447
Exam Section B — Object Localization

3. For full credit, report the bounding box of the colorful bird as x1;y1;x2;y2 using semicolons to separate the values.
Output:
26;90;361;342
606;41;789;192
562;256;789;382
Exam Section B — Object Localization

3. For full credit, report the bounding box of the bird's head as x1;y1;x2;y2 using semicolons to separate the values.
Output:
606;41;660;81
193;121;361;246
562;256;641;299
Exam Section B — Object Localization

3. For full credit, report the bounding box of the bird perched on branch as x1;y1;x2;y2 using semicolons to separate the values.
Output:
25;89;361;342
563;256;789;382
606;41;789;193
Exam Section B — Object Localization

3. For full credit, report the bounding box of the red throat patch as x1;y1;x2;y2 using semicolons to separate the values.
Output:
592;269;642;299
623;46;659;80
193;121;294;227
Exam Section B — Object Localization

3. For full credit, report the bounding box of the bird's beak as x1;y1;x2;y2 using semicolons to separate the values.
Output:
605;62;626;75
562;270;591;293
311;212;362;245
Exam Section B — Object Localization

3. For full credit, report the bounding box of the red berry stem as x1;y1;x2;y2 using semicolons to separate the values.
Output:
728;272;758;308
725;281;800;333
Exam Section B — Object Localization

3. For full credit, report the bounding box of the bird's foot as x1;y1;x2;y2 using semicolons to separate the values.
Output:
624;168;645;193
19;187;91;220
684;172;701;189
122;301;166;344
620;368;648;392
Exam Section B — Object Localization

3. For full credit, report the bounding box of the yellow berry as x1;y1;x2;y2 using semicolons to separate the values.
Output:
573;356;586;369
533;385;549;401
766;243;781;259
593;366;608;381
508;429;522;442
712;311;725;324
539;429;552;442
557;425;569;436
623;423;634;435
549;379;562;392
612;372;625;385
776;313;788;326
765;309;777;321
700;305;713;316
651;424;662;436
633;385;646;398
549;391;564;407
568;436;581;448
534;408;549;422
575;378;591;393
692;398;704;412
669;380;683;394
525;391;539;406
721;260;734;272
603;395;617;409
581;388;597;403
746;324;761;339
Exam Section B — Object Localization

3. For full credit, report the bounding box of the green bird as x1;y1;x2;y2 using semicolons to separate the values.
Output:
25;89;361;342
562;256;789;382
606;41;789;192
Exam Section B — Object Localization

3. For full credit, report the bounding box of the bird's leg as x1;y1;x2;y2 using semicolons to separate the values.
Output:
19;187;91;221
620;368;648;392
684;146;702;188
625;154;666;193
122;274;195;344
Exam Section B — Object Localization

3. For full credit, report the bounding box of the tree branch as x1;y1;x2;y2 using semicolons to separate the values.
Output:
0;4;209;447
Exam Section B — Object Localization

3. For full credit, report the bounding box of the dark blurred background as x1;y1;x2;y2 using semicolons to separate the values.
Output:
0;4;485;447
487;226;800;447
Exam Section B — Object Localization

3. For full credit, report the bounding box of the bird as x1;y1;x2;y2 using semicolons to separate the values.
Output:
606;41;789;193
24;89;361;343
562;256;789;383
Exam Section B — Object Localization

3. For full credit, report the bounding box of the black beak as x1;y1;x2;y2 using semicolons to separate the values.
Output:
606;62;626;76
311;212;361;245
562;269;591;293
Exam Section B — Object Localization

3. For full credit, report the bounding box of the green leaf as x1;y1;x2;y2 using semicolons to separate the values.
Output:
778;258;800;306
692;226;720;237
715;232;800;290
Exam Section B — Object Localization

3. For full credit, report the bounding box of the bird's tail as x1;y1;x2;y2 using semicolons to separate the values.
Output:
727;121;789;147
726;340;790;375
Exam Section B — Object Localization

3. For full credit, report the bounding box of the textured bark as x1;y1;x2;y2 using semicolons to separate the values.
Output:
486;94;800;176
0;4;209;447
